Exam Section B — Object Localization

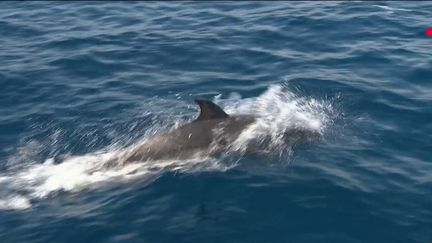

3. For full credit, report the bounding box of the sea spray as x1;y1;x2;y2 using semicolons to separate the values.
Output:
0;84;335;210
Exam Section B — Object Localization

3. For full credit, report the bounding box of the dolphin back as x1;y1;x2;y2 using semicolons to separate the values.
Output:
124;99;256;163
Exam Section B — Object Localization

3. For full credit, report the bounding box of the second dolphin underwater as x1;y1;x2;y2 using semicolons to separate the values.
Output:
122;98;319;163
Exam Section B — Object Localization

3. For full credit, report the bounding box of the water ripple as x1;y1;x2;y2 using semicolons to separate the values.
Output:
0;2;431;243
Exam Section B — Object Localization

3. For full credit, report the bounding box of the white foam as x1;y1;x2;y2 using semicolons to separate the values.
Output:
0;84;335;210
219;84;333;154
0;195;31;210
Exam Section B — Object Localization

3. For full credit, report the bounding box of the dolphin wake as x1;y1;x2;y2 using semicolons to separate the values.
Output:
0;84;336;210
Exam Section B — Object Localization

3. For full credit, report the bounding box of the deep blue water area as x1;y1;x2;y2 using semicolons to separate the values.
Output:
0;2;431;243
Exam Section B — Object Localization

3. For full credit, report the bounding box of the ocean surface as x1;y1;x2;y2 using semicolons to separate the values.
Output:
0;2;431;243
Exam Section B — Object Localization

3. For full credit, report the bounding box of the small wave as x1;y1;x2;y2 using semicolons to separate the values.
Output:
0;84;336;210
373;5;412;13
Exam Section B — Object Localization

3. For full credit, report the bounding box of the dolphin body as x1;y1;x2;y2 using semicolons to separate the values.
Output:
124;99;255;162
124;99;315;163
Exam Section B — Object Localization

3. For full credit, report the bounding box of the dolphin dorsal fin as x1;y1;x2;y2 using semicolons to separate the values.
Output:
194;99;229;121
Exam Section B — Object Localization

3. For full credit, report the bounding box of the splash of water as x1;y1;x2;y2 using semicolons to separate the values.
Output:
220;84;333;154
0;84;335;210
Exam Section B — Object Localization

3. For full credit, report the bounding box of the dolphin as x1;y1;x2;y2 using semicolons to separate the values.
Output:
123;99;316;163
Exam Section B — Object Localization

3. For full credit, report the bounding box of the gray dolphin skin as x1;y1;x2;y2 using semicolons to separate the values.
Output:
124;98;318;163
124;99;256;162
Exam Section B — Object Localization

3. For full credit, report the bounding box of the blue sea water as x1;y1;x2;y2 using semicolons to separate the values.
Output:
0;1;431;243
